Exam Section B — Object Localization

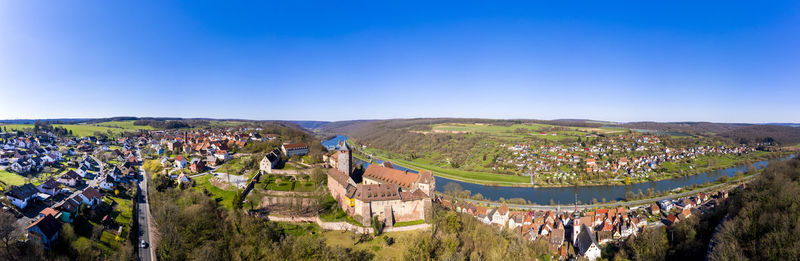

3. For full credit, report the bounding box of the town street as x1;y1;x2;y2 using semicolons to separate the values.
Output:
135;149;155;261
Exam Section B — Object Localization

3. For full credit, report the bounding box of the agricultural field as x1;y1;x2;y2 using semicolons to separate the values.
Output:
425;122;627;141
1;120;152;137
94;120;154;130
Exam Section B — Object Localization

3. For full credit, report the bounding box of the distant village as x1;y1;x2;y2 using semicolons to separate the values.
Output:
499;134;757;183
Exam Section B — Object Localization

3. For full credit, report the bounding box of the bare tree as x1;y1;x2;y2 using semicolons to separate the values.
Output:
0;212;21;260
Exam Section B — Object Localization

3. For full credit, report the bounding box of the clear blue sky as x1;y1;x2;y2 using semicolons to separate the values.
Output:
1;1;798;122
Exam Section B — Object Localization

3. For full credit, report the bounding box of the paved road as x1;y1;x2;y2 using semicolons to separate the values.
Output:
135;149;155;261
53;155;105;207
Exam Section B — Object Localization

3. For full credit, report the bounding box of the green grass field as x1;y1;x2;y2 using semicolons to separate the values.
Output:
107;196;133;226
392;219;425;227
193;175;238;209
1;120;152;138
95;120;154;130
0;169;27;188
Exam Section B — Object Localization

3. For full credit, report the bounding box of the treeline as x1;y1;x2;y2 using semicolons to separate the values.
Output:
719;124;800;146
707;156;800;260
620;122;747;135
133;120;194;129
609;156;800;260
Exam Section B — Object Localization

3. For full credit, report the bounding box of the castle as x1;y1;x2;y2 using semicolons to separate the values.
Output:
327;141;435;226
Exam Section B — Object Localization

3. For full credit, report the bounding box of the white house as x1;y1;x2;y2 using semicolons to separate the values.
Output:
5;184;38;209
173;156;187;169
98;176;115;191
491;203;510;226
75;165;91;178
36;179;60;196
57;170;81;187
576;224;601;261
78;188;102;207
259;151;280;174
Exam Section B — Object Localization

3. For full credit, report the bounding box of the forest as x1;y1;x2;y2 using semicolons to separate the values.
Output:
608;156;800;260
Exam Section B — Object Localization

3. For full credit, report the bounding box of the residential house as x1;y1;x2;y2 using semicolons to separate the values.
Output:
6;184;38;209
38;208;61;221
259;150;281;174
57;170;81;187
26;214;62;248
576;224;601;261
75;165;91;178
36;179;61;196
98;175;115;191
666;214;679;226
189;158;205;172
649;203;660;216
214;150;230;161
160;157;171;167
173;156;187;169
491;202;510;226
54;196;82;223
79;188;102;207
177;173;192;185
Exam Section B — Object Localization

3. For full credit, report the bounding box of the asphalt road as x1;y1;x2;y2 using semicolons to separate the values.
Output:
135;149;155;261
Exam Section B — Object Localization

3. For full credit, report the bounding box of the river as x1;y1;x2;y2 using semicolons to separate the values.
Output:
356;153;792;205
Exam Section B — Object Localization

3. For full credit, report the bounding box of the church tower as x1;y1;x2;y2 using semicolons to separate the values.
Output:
337;141;352;175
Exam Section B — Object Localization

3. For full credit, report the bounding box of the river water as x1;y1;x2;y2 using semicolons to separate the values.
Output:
356;153;792;205
433;155;793;204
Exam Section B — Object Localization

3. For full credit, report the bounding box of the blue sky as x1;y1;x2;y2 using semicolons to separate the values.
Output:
1;1;798;122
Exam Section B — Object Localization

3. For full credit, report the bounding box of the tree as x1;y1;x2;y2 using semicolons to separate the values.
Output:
371;216;384;236
0;212;20;260
310;167;326;186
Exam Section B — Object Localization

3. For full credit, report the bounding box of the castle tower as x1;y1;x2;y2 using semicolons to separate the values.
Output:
337;141;352;175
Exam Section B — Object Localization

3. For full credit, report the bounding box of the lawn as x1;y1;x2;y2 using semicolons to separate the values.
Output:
262;175;318;192
0;169;27;188
276;222;321;237
193;174;238;209
320;229;423;261
107;196;133;226
393;219;425;227
217;157;252;175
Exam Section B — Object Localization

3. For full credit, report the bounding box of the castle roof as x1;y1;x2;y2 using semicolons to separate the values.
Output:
364;165;418;189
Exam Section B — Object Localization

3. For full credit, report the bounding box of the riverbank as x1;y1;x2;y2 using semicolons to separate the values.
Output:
441;168;761;211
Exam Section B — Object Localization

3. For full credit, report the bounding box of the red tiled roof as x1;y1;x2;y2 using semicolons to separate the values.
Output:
363;165;419;189
39;208;59;217
82;187;102;200
283;143;308;150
